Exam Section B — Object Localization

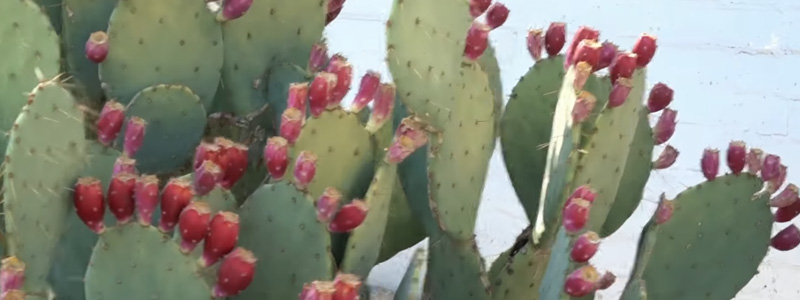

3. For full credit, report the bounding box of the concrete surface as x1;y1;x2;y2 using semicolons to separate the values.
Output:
323;0;800;299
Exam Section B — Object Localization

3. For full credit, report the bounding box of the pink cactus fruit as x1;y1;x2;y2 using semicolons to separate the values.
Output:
287;83;310;119
746;148;764;174
767;164;788;194
485;3;509;29
566;185;597;207
201;211;240;267
123;117;147;157
609;52;637;84
112;154;137;177
570;231;600;263
178;201;212;253
726;141;747;175
159;178;195;232
194;160;223;196
573;61;592;91
563;199;591;233
216;0;254;22
607;78;633;108
264;136;290;180
571;91;596;125
653;145;679;169
213;247;257;297
325;0;346;25
108;173;137;224
770;184;798;208
469;0;491;18
596;271;616;290
761;154;781;181
563;265;600;297
564;26;600;67
526;29;544;61
96;100;125;146
571;40;602;70
326;56;353;108
653;108;677;145
309;72;338;117
771;224;800;251
73;177;106;234
350;71;381;113
85;31;109;64
294;151;318;190
134;175;160;226
596;41;618;71
544;22;566;57
193;142;222;171
632;34;658;68
333;273;362;300
701;148;720;181
774;195;800;223
647;82;673;113
280;108;304;144
300;281;336;300
328;199;368;233
308;42;329;73
654;193;674;224
317;187;343;223
464;22;491;60
366;83;396;130
214;138;249;189
386;118;429;164
0;257;25;293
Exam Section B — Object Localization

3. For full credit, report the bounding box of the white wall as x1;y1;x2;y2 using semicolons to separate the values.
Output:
323;0;800;298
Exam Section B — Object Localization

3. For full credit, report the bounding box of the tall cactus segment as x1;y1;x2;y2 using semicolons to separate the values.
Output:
98;0;224;106
2;80;88;297
62;0;118;103
0;0;61;153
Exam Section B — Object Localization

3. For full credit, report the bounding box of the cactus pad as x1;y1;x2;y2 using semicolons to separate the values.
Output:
427;235;490;299
62;0;118;102
477;44;503;140
376;178;426;263
394;247;428;300
234;182;335;299
488;227;550;300
99;0;223;106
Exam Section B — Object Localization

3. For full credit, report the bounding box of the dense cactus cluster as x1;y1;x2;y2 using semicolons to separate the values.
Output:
0;0;797;299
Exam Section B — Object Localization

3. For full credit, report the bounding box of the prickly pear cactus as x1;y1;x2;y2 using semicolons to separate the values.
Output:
62;0;118;103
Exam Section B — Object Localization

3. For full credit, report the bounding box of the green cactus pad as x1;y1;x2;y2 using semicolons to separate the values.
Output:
62;0;118;102
624;174;772;300
32;0;62;34
341;161;397;278
234;181;335;299
2;81;87;295
500;56;565;222
394;247;428;300
537;227;578;299
0;0;61;152
84;224;212;300
261;64;311;124
115;85;207;174
376;178;426;263
487;226;550;300
600;108;654;237
427;235;490;299
477;44;503;141
218;0;325;115
99;0;223;106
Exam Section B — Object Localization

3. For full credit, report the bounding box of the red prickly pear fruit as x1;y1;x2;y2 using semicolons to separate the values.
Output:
464;22;491;61
653;108;677;145
566;185;597;207
328;199;368;233
194;160;223;196
485;3;509;30
159;178;195;232
563;199;591;233
647;82;674;113
280;108;304;144
201;211;240;267
607;77;633;108
771;224;800;251
214;138;249;189
0;257;25;292
767;164;788;194
726;141;747;175
134;175;159;226
596;271;616;290
564;265;600;297
701;148;720;181
108;173;137;224
309;72;338;117
526;29;544;61
85;31;109;64
264;137;290;180
571;91;596;125
193;142;222;171
609;52;637;83
596;41;618;71
309;42;329;73
300;281;336;300
287;83;310;119
632;34;658;68
326;57;353;108
653;145;679;169
570;231;600;262
73;177;106;234
325;0;345;25
333;273;362;300
544;22;566;57
96;100;125;146
293;151;318;190
351;71;382;113
761;154;781;181
573;61;591;91
654;193;674;224
746;148;764;174
564;26;600;68
178;202;212;253
112;154;137;177
770;184;798;208
469;0;491;18
386;117;429;164
123;117;147;157
317;187;343;223
213;247;257;297
774;193;800;223
571;40;602;69
216;0;253;22
366;83;396;131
